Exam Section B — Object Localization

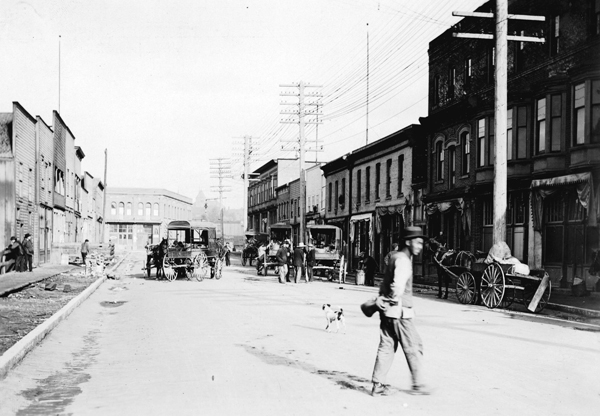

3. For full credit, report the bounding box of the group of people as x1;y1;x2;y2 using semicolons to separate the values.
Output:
0;233;34;274
272;239;317;284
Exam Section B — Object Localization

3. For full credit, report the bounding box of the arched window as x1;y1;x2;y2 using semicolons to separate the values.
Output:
118;202;125;216
145;203;151;217
436;140;444;181
153;203;159;216
111;202;117;216
138;203;144;216
126;202;132;216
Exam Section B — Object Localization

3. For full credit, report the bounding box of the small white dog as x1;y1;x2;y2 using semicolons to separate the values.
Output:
322;304;346;333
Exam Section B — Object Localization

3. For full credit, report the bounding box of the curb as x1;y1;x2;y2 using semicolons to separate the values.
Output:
0;254;128;380
546;303;600;318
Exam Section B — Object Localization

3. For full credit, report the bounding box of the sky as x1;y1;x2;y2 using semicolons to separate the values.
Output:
0;0;486;207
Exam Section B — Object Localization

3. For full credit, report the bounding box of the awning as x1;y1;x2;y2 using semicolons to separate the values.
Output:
426;198;471;238
375;203;405;234
350;213;372;243
530;172;597;231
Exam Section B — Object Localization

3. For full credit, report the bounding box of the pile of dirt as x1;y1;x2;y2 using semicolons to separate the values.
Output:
0;271;98;356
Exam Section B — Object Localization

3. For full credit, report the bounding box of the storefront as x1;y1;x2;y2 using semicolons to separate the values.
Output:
375;202;405;269
350;213;372;271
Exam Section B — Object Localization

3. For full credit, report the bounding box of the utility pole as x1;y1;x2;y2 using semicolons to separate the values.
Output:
280;81;322;244
453;1;544;244
102;148;108;243
209;158;232;239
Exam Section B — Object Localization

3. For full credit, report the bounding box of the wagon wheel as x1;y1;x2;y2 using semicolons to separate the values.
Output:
499;277;515;309
480;263;505;309
194;254;208;282
241;254;247;266
456;272;477;305
163;256;176;282
523;277;551;314
214;258;224;280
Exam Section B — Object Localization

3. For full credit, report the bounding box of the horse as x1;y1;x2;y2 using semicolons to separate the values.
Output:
148;238;168;279
426;238;478;300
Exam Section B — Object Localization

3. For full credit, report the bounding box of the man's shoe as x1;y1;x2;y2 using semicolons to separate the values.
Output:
409;385;431;395
371;382;389;396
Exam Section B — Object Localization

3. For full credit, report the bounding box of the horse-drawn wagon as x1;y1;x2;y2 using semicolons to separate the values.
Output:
256;223;291;276
162;220;224;281
307;224;342;280
430;240;551;313
241;230;269;266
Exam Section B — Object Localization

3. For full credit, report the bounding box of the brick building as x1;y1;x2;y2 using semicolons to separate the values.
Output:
420;0;600;288
105;187;192;250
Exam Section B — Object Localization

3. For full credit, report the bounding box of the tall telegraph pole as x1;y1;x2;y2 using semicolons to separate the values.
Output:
209;158;232;239
453;1;544;244
280;81;322;244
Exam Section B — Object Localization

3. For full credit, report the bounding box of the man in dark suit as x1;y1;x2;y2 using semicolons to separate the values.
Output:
293;242;307;284
306;242;316;283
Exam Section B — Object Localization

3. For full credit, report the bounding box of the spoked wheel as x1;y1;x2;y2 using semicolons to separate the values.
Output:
456;272;477;305
499;277;515;309
523;275;551;313
480;263;505;309
163;256;176;282
194;254;209;281
214;258;224;280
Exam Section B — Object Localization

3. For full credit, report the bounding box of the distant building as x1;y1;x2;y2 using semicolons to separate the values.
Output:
105;188;192;249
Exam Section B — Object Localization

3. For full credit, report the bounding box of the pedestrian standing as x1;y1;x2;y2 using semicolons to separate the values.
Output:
359;251;378;286
371;226;429;396
22;233;34;272
0;236;21;274
383;243;399;267
81;239;90;265
306;242;316;283
285;239;293;282
224;242;232;266
256;243;267;273
276;241;289;284
293;242;307;284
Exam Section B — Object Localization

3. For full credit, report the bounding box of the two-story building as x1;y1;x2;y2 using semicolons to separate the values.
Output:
421;0;600;288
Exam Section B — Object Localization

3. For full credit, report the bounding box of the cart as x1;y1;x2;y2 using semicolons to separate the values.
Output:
307;224;342;280
256;223;291;276
162;220;223;282
241;230;269;266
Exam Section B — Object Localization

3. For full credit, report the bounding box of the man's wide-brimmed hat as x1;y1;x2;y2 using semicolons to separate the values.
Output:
24;233;31;238
297;242;306;247
403;226;426;240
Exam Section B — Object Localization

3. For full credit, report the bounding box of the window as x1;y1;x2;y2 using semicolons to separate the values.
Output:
516;107;527;159
595;0;600;35
507;108;513;160
448;66;456;98
335;180;339;214
365;167;370;203
593;80;600;143
375;163;381;200
536;98;547;154
328;183;332;211
357;170;362;206
551;15;560;56
138;203;143;216
397;154;404;196
385;159;392;198
478;118;486;167
118;202;125;216
341;178;346;208
145;203;151;217
436;141;444;180
111;202;117;216
433;75;441;105
550;94;562;151
153;203;159;216
449;146;456;187
464;58;472;88
126;202;132;216
574;83;585;145
487;47;495;84
461;131;470;175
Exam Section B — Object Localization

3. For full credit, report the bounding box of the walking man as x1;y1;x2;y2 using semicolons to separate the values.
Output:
22;233;34;272
359;251;378;286
371;226;429;396
306;242;316;283
81;239;90;265
276;240;289;284
293;242;307;283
